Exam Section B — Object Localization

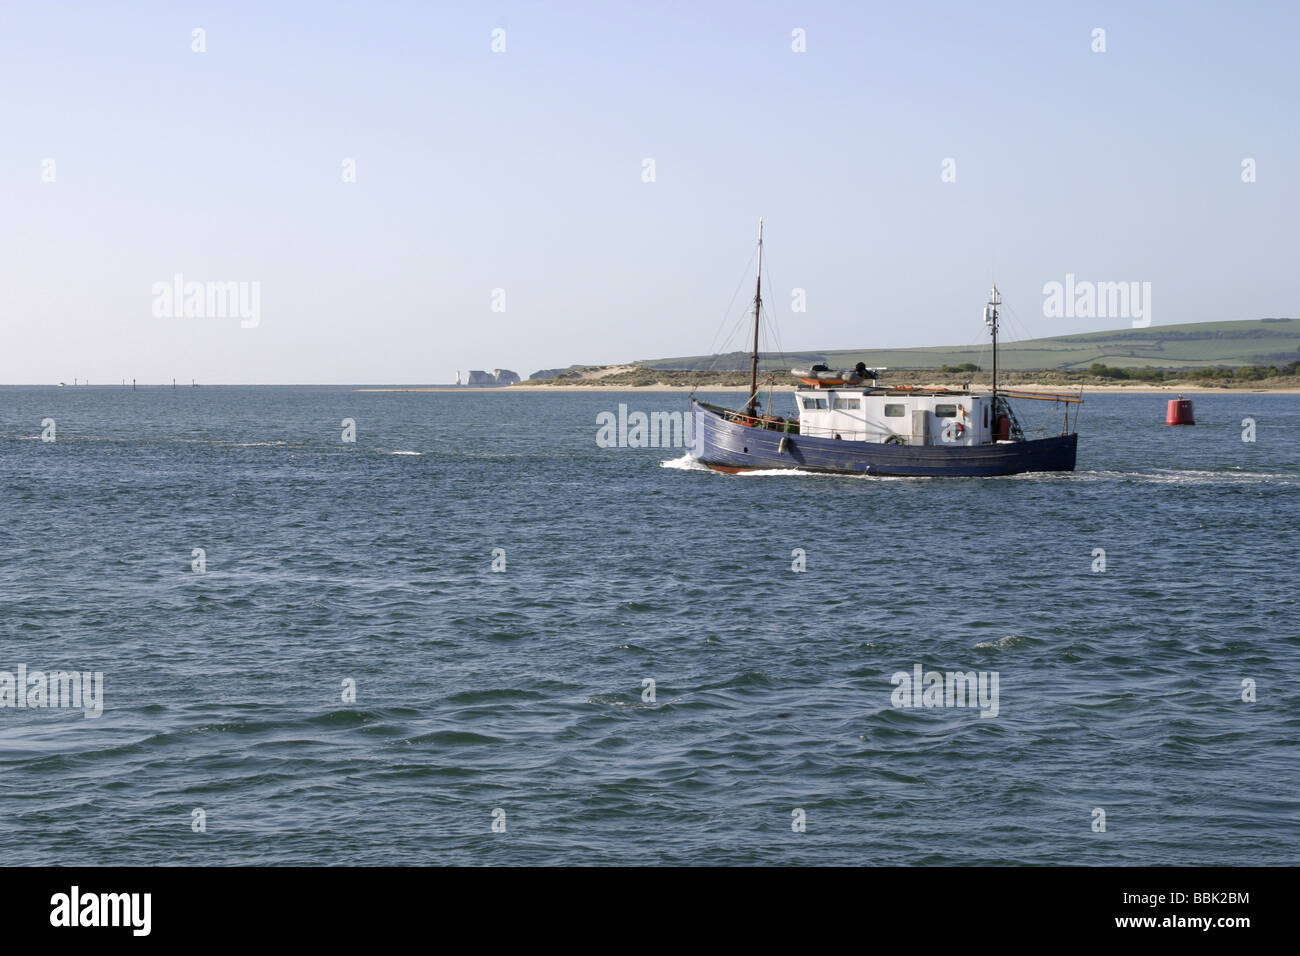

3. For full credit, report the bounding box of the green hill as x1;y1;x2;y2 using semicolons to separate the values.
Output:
636;318;1300;372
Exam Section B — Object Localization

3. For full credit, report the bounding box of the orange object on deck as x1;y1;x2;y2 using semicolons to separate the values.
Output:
799;377;847;387
1166;398;1195;425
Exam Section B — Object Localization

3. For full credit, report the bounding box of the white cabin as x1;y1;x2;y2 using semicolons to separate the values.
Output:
790;386;1003;446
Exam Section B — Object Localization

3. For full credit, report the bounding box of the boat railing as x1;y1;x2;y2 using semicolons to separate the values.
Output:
795;425;885;442
726;414;872;439
726;413;978;445
724;413;799;432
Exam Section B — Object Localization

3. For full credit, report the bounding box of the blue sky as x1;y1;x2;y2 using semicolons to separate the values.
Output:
2;1;1296;383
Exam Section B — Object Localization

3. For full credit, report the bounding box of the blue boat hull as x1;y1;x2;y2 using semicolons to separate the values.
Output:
690;400;1077;477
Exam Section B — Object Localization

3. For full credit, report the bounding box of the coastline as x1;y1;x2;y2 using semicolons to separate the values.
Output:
356;384;1300;395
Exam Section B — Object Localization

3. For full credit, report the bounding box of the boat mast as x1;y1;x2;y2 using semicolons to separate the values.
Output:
747;218;764;419
985;283;1001;411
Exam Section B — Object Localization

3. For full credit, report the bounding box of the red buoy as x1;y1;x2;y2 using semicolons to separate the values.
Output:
1166;397;1195;425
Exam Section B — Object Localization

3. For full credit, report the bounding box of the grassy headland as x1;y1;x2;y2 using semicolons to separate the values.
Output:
519;318;1300;390
519;362;1300;391
631;318;1300;373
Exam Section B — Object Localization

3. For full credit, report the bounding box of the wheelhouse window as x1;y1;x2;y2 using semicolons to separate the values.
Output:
801;397;828;410
934;404;958;418
833;398;860;410
884;404;905;417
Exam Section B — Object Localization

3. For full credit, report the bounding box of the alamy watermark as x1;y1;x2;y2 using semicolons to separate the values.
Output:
1;665;104;718
1043;274;1151;328
50;887;150;936
596;404;694;448
890;663;999;718
152;274;261;328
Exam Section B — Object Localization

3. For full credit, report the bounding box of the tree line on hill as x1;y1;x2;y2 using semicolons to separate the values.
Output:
1086;360;1300;382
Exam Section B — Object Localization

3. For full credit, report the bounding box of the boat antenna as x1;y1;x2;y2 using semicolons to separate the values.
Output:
984;283;1000;409
747;217;764;419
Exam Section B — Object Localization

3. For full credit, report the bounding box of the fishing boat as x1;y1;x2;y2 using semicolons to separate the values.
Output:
688;221;1081;477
